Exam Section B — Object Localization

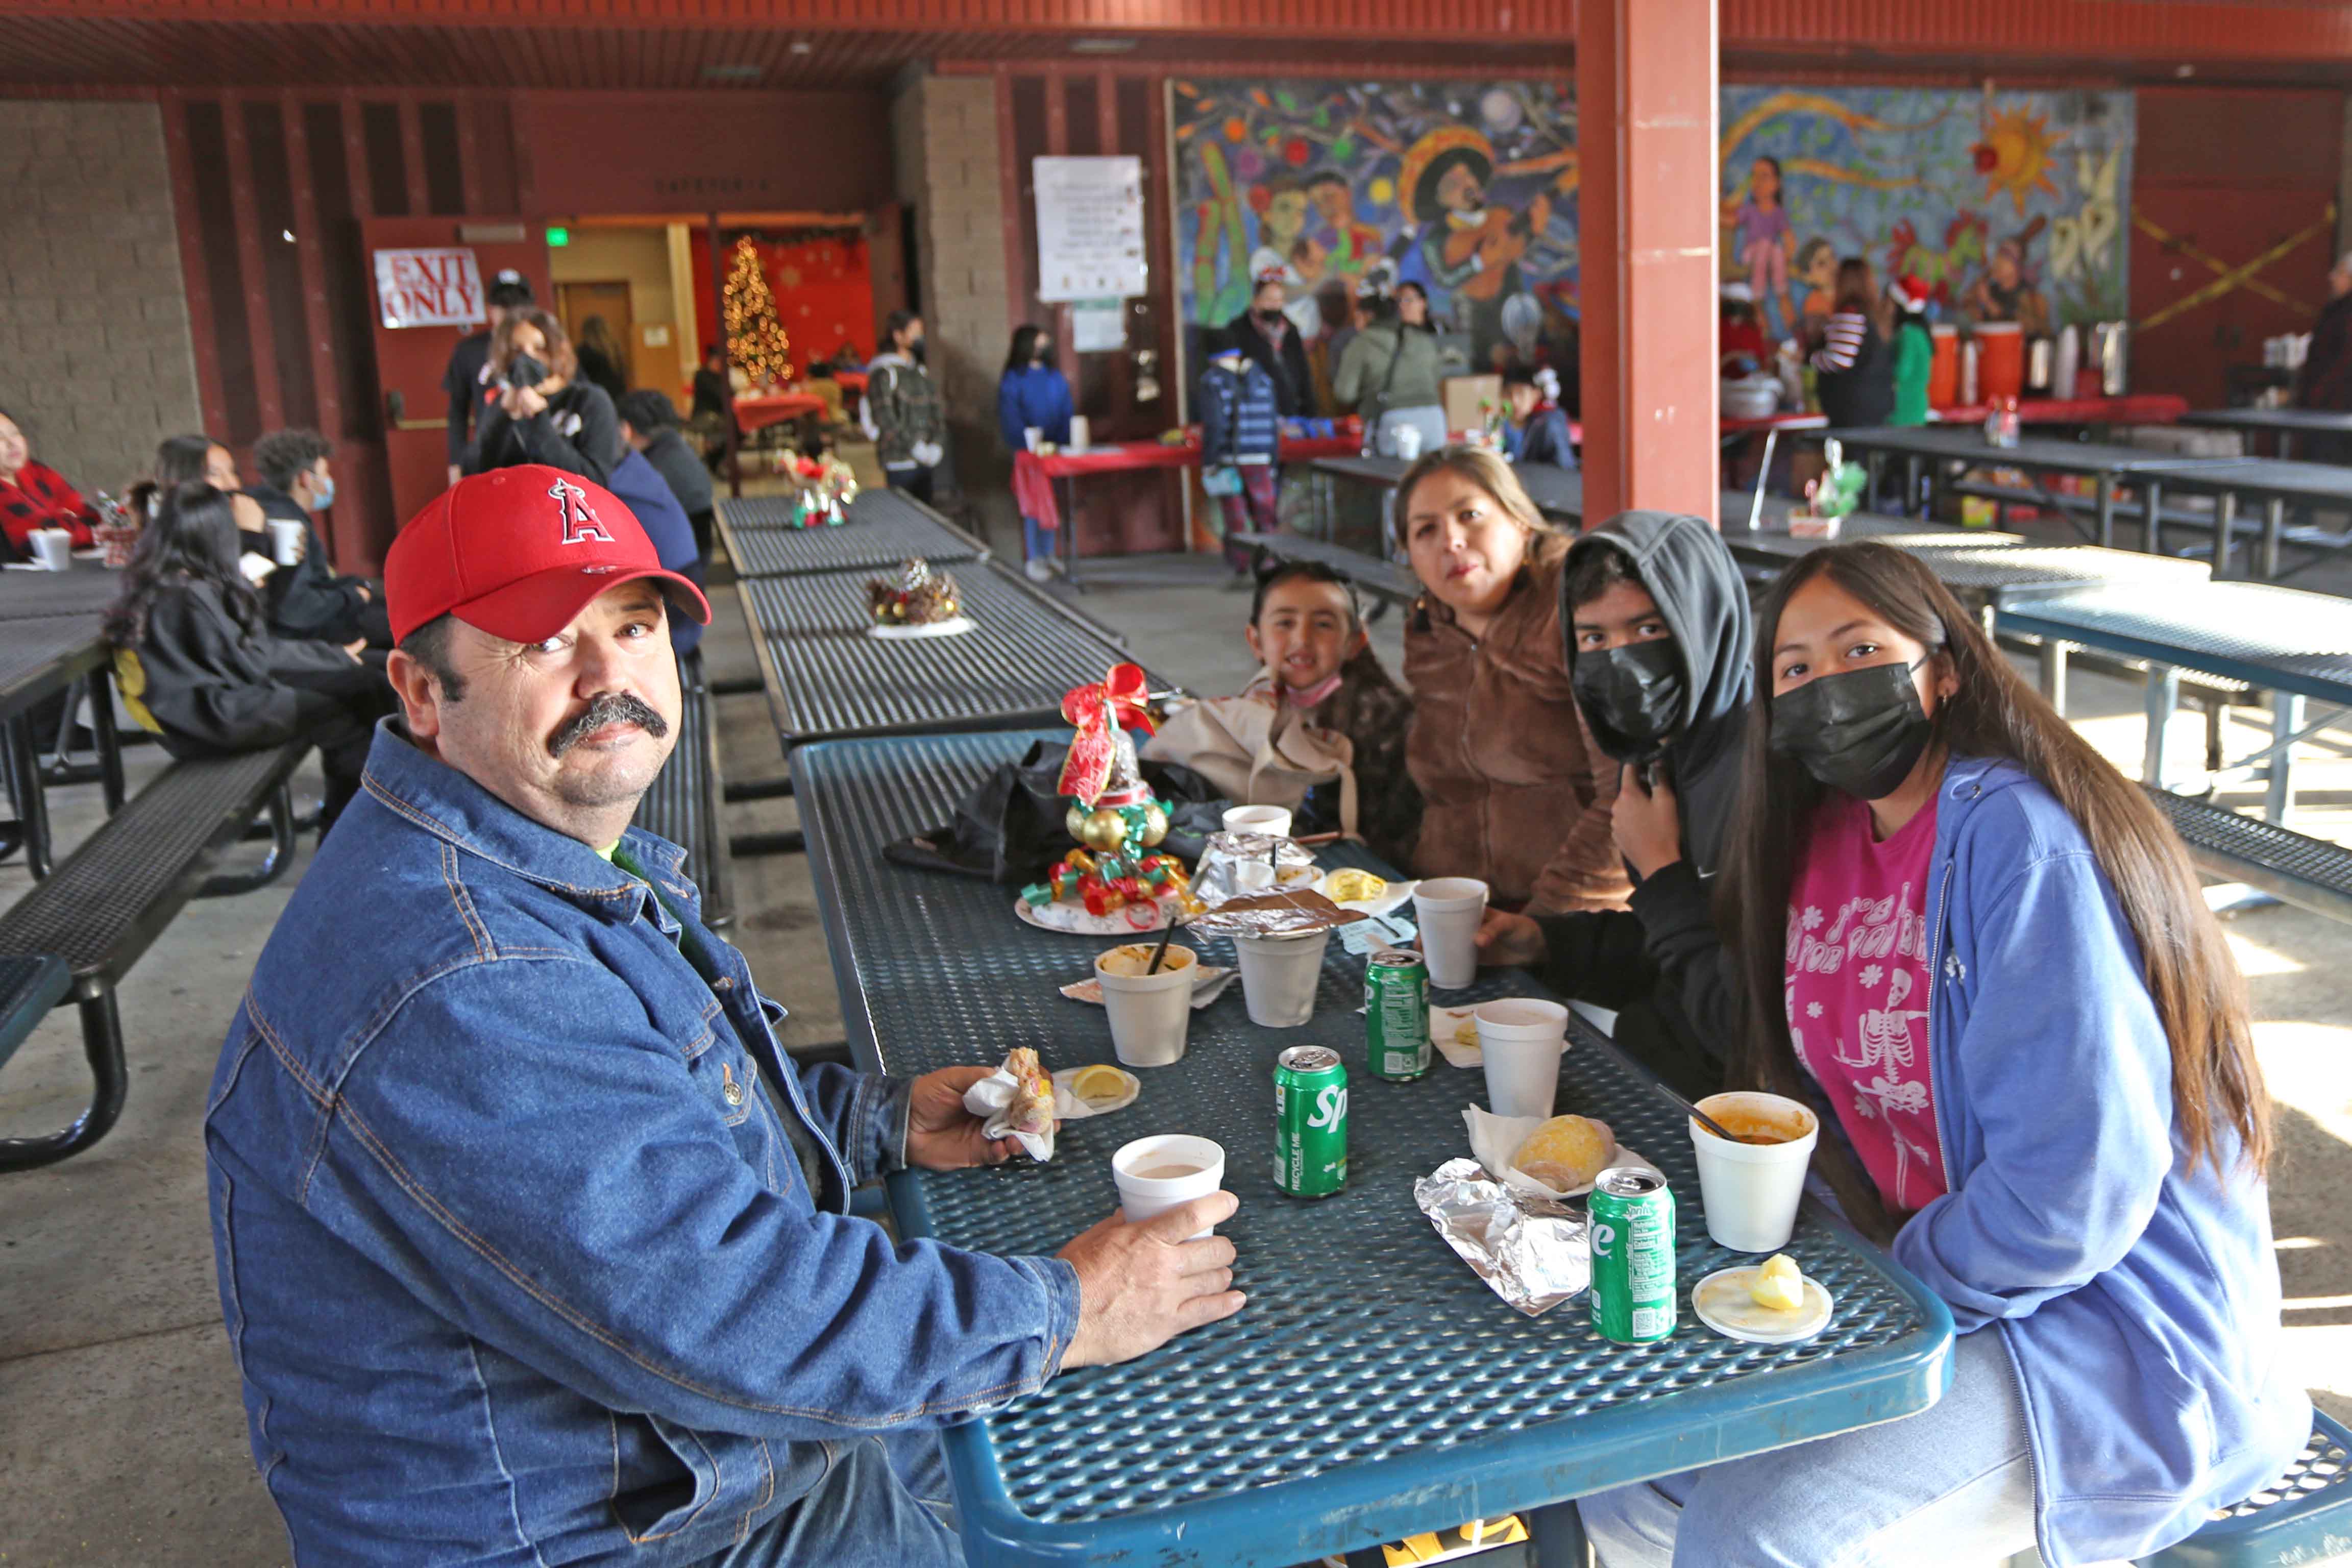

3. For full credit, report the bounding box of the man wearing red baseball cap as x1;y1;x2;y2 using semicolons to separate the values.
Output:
203;467;1243;1565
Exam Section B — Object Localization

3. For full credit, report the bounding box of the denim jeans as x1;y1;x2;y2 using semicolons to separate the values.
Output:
705;1430;963;1567
1021;512;1056;562
1579;1328;2037;1567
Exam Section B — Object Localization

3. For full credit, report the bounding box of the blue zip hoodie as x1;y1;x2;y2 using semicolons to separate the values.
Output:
1896;755;2308;1564
997;362;1074;454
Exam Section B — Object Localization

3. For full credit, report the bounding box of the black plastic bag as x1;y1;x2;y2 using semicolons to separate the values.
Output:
883;739;1228;884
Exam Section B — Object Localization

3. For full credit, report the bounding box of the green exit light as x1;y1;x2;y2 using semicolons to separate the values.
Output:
546;226;570;248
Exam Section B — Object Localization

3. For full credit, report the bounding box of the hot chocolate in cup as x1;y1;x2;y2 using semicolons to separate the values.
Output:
1688;1091;1820;1253
1112;1134;1227;1237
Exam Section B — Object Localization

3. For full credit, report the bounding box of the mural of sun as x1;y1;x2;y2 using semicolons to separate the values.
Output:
1973;107;2062;214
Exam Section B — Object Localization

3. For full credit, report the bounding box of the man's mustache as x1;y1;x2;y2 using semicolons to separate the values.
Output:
548;692;669;756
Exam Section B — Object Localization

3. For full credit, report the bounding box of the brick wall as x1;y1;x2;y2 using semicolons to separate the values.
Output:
0;99;203;499
891;72;1013;522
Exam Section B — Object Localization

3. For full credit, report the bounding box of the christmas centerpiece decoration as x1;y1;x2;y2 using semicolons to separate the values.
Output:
1791;435;1867;537
1017;664;1201;929
723;236;793;387
780;452;858;527
867;557;962;627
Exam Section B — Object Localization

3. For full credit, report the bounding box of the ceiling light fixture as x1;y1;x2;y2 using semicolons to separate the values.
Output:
1071;37;1139;54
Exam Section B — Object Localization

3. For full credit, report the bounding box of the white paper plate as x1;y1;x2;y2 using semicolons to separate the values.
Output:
1059;965;1236;1010
1050;1064;1139;1119
867;616;975;640
1460;1106;1661;1200
1431;1006;1482;1067
1014;894;1179;936
1312;871;1416;920
1692;1266;1835;1344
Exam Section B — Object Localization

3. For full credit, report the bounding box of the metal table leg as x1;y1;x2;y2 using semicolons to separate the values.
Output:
1904;454;1923;518
90;664;125;814
2262;496;2286;580
1059;475;1086;594
2142;665;2180;790
6;715;53;879
2214;491;2238;576
2038;639;2069;713
2266;691;2305;823
2143;479;2166;556
2094;472;2115;550
1530;1499;1592;1567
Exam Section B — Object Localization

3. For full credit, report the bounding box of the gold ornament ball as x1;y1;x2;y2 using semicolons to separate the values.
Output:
1065;804;1090;841
1139;801;1169;847
1079;807;1131;853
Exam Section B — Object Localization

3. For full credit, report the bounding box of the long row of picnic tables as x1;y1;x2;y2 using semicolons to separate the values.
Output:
714;485;1956;1567
0;559;130;877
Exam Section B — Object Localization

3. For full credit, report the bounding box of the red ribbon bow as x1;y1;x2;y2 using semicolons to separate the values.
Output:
1057;663;1156;803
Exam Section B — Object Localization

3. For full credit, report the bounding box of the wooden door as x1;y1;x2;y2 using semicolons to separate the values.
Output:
361;217;550;537
558;280;638;388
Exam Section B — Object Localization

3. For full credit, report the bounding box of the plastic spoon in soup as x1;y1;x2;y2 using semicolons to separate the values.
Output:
1654;1079;1741;1145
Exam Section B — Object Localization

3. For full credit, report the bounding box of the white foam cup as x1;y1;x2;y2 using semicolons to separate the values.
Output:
1112;1134;1227;1238
28;528;71;571
267;518;305;566
1412;877;1489;989
1222;804;1293;839
1474;998;1567;1118
1687;1091;1820;1253
1392;422;1425;461
1230;862;1277;894
1094;943;1196;1068
1233;927;1329;1027
1024;426;1044;453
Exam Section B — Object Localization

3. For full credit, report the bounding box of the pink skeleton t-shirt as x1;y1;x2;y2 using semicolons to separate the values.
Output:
1784;790;1949;1214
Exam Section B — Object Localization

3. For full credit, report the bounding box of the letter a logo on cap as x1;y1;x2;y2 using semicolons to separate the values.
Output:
550;477;615;545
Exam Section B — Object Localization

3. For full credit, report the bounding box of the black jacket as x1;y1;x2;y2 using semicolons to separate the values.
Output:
574;342;628;403
636;428;714;525
114;577;363;757
1536;510;1754;1075
2297;293;2352;411
442;330;493;466
1227;314;1315;419
244;485;370;644
1815;316;1895;429
469;382;622;488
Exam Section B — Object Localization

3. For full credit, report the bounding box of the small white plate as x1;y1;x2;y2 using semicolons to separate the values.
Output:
1312;871;1416;920
1431;1005;1482;1067
867;616;975;640
1050;1064;1139;1119
1691;1266;1835;1344
1014;894;1178;936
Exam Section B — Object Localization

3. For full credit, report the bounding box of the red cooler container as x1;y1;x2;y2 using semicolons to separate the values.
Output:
1927;324;1960;408
1975;322;2025;404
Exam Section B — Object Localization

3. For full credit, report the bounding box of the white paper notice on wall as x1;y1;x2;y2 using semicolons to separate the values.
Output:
1034;156;1147;304
1070;299;1126;354
373;248;485;329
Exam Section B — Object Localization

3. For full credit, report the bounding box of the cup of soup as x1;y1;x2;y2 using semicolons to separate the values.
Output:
1687;1091;1820;1252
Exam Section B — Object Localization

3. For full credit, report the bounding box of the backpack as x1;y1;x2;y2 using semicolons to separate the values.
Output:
872;362;945;468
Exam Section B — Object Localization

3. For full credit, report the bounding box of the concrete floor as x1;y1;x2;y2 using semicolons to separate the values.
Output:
4;461;2351;1565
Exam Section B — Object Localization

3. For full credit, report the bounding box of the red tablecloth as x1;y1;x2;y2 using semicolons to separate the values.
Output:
1939;394;2185;426
736;392;828;433
1022;427;1364;479
835;371;868;395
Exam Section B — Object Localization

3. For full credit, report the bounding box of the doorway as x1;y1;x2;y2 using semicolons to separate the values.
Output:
557;280;636;387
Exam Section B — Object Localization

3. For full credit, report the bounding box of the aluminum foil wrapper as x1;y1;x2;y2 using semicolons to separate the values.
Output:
1184;888;1369;939
1413;1157;1591;1317
1193;832;1320;904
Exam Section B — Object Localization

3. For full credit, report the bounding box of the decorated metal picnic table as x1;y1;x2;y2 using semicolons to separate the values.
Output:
792;726;1954;1568
2119;458;2352;579
1997;579;2352;820
2176;405;2352;459
716;489;986;578
737;562;1164;746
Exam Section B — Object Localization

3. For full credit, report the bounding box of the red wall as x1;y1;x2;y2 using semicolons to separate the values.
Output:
689;230;878;372
514;91;893;216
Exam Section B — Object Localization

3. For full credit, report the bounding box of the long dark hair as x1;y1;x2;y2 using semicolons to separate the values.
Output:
1004;324;1048;373
126;433;219;524
1718;544;2270;1237
103;482;261;648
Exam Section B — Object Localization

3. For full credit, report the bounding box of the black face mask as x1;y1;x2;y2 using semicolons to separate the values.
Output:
1769;657;1935;800
504;352;549;390
1573;639;1685;762
908;340;927;364
1255;308;1286;327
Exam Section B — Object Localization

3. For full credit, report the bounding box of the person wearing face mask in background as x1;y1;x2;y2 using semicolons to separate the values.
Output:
443;270;535;487
997;325;1075;581
1396;447;1625;915
466;309;621;488
1335;280;1460;460
1577;541;2305;1568
246;428;391;651
1472;511;1749;1098
863;311;947;505
1226;271;1316;419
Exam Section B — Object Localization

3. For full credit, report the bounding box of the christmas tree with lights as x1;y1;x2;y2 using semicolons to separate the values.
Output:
723;236;793;385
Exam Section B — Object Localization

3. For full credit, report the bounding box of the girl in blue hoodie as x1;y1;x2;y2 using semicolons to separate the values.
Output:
997;325;1074;581
1580;542;2306;1567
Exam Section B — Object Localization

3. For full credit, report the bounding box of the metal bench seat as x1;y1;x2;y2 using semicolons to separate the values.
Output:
629;652;730;925
2138;1408;2352;1566
0;740;306;1172
2142;786;2352;926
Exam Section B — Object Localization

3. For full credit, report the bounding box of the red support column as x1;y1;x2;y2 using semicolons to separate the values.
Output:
1577;0;1721;528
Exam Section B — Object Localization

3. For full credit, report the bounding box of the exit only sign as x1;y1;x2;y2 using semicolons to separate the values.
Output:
373;247;486;329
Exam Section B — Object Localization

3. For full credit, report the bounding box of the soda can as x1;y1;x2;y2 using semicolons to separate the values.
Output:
1363;949;1432;1081
1588;1167;1676;1344
1272;1045;1348;1197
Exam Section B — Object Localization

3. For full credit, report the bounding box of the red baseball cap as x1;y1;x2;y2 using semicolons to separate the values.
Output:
385;465;711;645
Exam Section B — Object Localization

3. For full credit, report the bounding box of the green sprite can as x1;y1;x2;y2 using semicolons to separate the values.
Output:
1363;949;1432;1081
1272;1045;1349;1197
1588;1167;1676;1344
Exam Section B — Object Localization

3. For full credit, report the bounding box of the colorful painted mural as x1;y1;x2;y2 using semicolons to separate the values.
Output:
1720;87;2133;342
1171;79;1581;373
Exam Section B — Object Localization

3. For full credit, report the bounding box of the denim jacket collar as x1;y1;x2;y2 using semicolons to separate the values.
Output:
358;721;680;923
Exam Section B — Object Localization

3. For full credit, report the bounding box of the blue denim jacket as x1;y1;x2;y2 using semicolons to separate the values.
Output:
1892;757;2308;1565
206;726;1081;1565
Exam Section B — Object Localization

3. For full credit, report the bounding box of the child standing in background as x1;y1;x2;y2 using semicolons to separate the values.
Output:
1890;274;1935;428
997;325;1075;582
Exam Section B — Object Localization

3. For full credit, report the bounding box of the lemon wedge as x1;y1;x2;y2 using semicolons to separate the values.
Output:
1750;1254;1806;1313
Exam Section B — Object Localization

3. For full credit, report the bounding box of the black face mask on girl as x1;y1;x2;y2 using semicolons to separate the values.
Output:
1572;640;1686;761
1768;657;1936;800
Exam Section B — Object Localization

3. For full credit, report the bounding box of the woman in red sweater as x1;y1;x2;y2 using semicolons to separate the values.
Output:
0;408;99;556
